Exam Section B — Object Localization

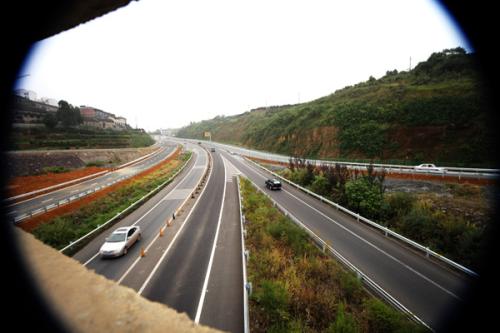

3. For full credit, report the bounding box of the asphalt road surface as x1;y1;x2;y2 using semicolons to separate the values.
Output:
7;144;177;222
218;149;475;331
73;144;245;332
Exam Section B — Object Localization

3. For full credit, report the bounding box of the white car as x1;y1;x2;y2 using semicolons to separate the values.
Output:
99;226;141;257
414;163;446;173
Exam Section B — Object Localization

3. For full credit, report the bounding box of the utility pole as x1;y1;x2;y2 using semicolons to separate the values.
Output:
409;56;412;71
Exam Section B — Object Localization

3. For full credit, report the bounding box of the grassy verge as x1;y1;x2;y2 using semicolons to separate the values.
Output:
32;151;191;251
240;177;426;333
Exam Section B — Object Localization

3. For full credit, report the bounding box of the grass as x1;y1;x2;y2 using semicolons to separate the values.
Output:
31;152;191;252
240;177;426;332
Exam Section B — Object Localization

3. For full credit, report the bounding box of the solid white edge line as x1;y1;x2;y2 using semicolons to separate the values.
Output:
241;157;462;300
194;155;228;324
83;148;200;267
116;150;207;283
137;149;213;295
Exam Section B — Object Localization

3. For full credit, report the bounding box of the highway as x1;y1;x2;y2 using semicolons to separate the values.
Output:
7;143;178;223
216;148;475;331
55;137;475;331
73;144;245;332
184;137;499;181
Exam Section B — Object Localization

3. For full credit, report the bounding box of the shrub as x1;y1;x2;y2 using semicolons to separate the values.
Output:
42;166;71;174
345;178;384;219
266;219;313;257
364;299;423;333
252;280;290;323
327;302;359;333
309;175;330;197
384;192;416;220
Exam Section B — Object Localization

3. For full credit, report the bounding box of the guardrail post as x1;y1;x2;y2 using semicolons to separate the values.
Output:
426;247;430;258
245;249;249;261
356;213;360;221
246;282;253;296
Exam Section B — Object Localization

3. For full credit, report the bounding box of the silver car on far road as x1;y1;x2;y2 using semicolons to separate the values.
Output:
414;163;446;173
99;226;141;258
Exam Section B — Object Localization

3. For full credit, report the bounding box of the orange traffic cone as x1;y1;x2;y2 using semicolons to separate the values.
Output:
140;247;146;257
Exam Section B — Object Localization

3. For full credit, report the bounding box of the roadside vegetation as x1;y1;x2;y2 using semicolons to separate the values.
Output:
178;48;495;167
240;177;426;332
10;127;154;150
274;159;491;270
30;151;191;252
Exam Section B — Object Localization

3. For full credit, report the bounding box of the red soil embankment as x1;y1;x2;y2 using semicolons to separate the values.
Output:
18;148;181;232
7;167;109;198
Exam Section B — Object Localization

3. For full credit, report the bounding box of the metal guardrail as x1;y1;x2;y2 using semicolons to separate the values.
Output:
236;176;250;333
58;150;193;254
5;145;165;204
178;137;499;177
245;157;479;278
245;177;432;330
11;146;181;224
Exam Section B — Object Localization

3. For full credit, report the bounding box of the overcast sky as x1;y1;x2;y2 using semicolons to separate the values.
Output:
15;0;470;131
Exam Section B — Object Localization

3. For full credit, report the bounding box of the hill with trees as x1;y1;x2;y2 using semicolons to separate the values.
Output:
177;48;495;167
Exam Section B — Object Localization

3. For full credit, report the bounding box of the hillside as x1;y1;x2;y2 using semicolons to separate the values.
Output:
9;127;155;150
177;48;495;167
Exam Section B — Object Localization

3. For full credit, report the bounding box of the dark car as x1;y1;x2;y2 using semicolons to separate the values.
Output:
265;178;282;190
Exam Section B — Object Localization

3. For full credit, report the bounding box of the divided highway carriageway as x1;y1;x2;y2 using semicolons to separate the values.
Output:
73;143;245;333
7;143;177;223
212;145;476;332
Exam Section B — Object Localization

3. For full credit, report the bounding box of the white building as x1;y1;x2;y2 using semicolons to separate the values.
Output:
39;97;59;107
14;89;37;101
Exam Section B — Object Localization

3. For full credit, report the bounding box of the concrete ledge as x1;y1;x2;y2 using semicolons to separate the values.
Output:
15;229;220;333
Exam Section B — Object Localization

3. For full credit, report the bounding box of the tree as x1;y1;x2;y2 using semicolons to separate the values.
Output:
57;100;82;128
42;113;58;129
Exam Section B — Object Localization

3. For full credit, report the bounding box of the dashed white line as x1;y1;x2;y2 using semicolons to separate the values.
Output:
194;155;227;323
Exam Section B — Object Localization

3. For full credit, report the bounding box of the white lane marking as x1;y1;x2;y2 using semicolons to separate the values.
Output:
194;155;228;323
83;252;100;266
137;153;214;295
116;155;209;284
242;159;462;301
41;198;53;203
83;152;206;267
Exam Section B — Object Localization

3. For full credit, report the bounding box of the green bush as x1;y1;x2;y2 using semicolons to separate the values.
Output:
384;192;416;220
42;166;71;174
327;302;359;333
252;280;290;323
266;219;313;256
309;175;330;197
345;178;384;219
364;299;424;333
